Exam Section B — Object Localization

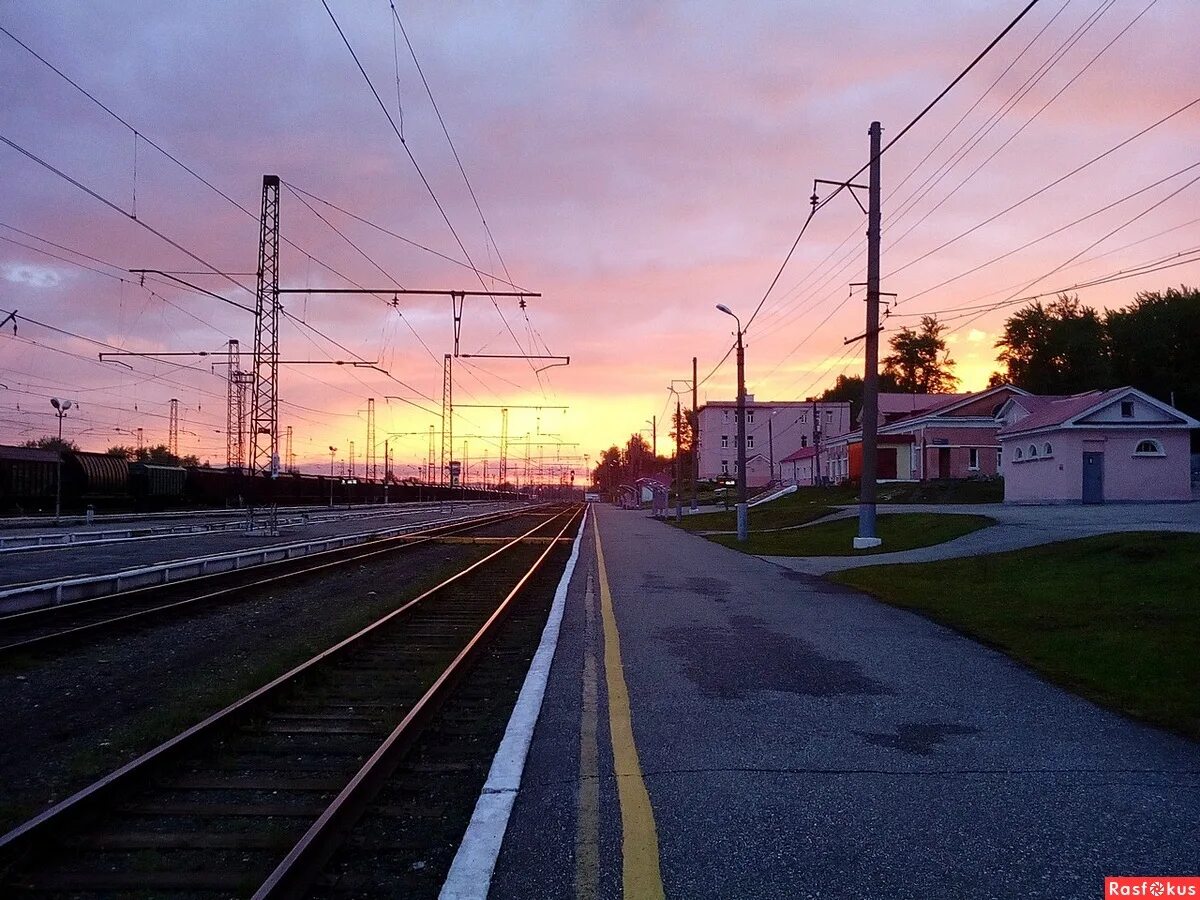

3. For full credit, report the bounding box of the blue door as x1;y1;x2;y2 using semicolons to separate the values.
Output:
1082;452;1104;504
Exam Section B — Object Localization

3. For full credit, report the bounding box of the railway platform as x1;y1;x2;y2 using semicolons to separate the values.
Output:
451;504;1200;899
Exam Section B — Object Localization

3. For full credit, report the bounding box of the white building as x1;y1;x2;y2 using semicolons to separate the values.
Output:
696;396;851;489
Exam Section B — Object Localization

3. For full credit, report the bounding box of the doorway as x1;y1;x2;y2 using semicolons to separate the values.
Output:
1082;452;1104;504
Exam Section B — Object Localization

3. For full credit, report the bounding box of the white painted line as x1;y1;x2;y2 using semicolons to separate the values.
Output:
440;506;589;900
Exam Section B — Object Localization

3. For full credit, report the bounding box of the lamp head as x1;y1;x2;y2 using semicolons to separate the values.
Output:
715;303;733;316
50;397;60;410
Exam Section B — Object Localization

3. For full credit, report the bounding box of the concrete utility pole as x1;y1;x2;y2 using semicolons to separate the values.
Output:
856;120;884;549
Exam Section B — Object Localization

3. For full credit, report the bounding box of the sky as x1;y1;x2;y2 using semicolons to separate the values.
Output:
1;0;1198;481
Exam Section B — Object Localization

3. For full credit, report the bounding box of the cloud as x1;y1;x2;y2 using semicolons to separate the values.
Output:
2;262;65;288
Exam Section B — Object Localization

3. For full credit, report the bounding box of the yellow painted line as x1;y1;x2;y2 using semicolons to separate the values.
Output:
594;522;665;900
574;571;599;900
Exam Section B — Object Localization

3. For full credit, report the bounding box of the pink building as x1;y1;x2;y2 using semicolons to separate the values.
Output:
696;397;851;489
996;388;1199;504
822;385;1026;483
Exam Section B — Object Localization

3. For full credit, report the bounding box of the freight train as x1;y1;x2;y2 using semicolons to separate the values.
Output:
0;445;515;514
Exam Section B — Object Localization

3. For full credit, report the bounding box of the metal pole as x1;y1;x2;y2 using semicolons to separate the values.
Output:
736;326;748;542
651;415;656;459
675;397;683;522
55;411;63;521
691;355;699;511
768;416;775;485
857;120;883;548
812;396;821;486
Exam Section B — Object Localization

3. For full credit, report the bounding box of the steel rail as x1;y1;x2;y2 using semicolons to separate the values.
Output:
0;505;547;657
254;504;582;897
0;506;579;887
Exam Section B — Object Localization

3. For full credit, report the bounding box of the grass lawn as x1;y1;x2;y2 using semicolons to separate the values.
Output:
709;513;993;556
676;484;859;532
831;532;1200;741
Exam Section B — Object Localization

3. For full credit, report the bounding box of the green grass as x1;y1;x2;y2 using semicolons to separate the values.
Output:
675;484;859;532
831;532;1200;741
709;513;994;556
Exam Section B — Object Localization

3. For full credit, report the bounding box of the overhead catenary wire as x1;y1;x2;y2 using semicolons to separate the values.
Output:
320;0;543;384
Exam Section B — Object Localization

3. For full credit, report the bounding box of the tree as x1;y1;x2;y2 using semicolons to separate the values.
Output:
1105;286;1200;420
106;445;137;459
994;294;1110;394
818;372;902;422
881;315;959;393
22;436;78;452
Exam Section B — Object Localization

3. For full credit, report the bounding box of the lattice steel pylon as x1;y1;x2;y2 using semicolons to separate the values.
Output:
366;397;376;481
427;425;435;484
499;408;508;485
224;339;244;469
168;398;179;458
440;354;452;486
284;425;294;473
249;175;281;478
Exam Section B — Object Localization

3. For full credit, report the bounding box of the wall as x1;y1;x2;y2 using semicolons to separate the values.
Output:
1001;429;1192;503
697;401;850;482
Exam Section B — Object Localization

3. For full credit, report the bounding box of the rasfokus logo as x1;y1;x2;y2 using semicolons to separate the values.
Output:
1106;877;1200;897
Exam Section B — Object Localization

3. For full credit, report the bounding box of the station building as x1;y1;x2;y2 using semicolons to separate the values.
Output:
695;397;851;489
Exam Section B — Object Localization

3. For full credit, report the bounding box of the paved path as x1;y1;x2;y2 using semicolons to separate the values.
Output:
762;501;1200;574
489;505;1199;900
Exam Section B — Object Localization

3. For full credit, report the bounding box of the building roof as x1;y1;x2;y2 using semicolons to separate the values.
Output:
998;387;1200;437
780;446;816;463
878;392;967;416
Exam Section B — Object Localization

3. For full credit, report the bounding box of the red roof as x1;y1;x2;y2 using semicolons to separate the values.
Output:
780;447;817;463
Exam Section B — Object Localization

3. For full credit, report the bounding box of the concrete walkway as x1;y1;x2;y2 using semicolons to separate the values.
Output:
762;501;1200;574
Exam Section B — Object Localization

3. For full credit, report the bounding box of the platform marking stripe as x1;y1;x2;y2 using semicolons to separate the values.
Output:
594;523;666;900
574;570;600;899
439;508;588;900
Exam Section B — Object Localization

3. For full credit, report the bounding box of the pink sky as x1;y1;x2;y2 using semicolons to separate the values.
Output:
1;1;1197;479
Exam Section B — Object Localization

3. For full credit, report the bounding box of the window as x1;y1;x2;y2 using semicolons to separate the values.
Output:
747;435;755;449
968;448;980;470
1028;444;1038;458
801;435;808;448
1133;439;1164;456
997;449;1003;469
1121;400;1134;418
747;410;755;424
721;434;729;449
1014;447;1023;460
1043;442;1053;456
799;412;807;424
720;459;729;475
825;410;833;423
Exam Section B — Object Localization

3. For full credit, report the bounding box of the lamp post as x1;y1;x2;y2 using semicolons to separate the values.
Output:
715;304;748;542
50;397;73;521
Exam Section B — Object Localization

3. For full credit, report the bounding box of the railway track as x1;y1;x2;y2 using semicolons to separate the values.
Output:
0;505;546;658
0;503;583;897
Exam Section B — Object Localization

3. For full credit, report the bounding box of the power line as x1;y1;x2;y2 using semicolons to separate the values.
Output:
746;0;1043;329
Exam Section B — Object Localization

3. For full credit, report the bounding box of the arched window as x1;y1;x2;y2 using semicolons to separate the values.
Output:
1014;447;1023;460
1044;442;1053;456
1028;444;1038;458
1133;439;1164;456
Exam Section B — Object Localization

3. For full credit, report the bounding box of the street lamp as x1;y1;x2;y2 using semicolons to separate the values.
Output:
715;304;748;542
50;397;73;521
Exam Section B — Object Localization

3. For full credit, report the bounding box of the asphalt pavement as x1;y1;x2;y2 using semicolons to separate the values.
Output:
490;505;1200;899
